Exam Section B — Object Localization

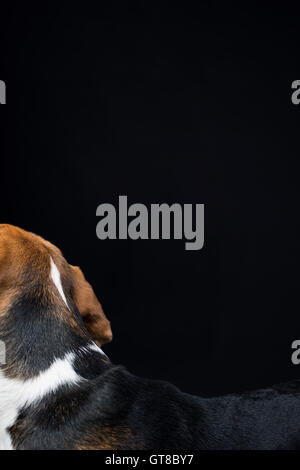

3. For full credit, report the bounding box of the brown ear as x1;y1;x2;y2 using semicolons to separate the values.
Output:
70;265;112;346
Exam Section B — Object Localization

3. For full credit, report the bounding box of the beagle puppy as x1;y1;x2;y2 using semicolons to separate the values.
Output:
1;224;300;450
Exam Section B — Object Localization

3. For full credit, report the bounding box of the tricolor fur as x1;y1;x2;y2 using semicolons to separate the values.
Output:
1;224;300;450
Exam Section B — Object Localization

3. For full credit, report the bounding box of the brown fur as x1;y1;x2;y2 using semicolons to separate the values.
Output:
71;266;112;346
75;425;143;450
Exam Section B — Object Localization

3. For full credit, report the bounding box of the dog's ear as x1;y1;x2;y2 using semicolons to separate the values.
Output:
70;265;112;346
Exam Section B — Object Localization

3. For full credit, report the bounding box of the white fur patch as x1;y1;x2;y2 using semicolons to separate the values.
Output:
89;342;106;356
50;257;69;309
0;429;13;450
0;352;82;450
77;343;107;359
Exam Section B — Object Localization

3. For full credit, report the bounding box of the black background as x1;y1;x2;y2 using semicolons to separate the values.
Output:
0;2;300;397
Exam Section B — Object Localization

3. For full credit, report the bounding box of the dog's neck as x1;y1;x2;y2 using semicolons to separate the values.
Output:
0;307;109;451
0;350;81;449
0;281;110;447
0;257;110;377
0;294;109;376
0;342;109;450
0;253;111;449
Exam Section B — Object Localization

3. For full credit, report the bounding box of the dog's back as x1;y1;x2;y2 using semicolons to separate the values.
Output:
10;359;300;450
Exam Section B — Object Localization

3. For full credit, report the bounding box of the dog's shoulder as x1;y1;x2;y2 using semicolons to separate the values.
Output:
84;365;207;449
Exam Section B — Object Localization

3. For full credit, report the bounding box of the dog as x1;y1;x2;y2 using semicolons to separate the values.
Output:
1;224;300;450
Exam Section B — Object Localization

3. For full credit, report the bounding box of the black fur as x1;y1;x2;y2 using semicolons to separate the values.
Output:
7;345;300;449
3;288;300;449
0;292;90;379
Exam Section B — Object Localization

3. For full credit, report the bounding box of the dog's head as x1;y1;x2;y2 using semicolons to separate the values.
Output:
0;224;112;376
